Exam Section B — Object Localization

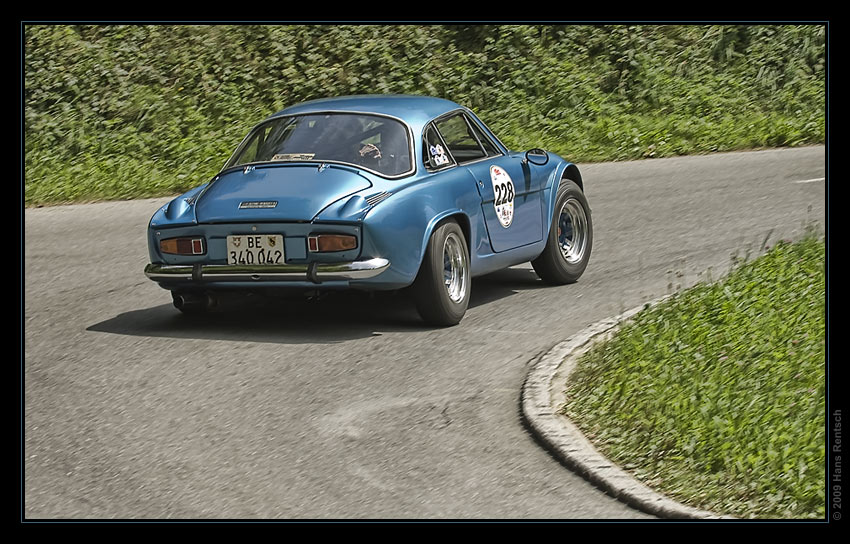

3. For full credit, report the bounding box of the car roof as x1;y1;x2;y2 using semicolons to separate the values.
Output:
269;95;464;129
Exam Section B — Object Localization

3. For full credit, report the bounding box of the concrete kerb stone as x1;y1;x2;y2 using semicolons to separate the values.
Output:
520;296;734;520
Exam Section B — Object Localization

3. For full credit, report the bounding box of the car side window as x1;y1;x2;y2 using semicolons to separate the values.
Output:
434;114;487;164
423;124;454;170
465;117;500;157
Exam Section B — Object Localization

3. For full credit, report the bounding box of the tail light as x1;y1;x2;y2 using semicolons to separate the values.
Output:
160;237;205;255
307;234;358;252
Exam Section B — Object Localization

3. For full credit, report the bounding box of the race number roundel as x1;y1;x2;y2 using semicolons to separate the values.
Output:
490;165;515;228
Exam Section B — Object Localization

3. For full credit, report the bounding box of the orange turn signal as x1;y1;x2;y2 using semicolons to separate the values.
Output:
307;234;357;252
160;237;205;255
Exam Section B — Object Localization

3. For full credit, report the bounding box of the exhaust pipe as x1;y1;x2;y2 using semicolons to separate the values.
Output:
172;292;218;313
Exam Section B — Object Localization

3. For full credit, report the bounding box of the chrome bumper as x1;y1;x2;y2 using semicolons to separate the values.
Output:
144;258;390;284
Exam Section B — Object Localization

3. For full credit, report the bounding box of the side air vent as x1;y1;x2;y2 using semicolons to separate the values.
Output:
365;192;392;207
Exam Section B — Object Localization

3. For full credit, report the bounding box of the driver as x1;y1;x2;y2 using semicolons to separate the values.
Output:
358;143;382;164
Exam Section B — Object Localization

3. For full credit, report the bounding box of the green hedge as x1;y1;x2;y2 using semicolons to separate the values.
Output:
24;24;825;205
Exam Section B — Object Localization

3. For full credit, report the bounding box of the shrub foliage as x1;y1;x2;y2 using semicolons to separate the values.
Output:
24;25;825;204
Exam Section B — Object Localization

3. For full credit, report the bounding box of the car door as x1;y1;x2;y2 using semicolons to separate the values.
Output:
432;112;544;253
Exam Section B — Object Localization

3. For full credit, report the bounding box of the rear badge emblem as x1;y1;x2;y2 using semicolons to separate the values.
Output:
239;201;278;209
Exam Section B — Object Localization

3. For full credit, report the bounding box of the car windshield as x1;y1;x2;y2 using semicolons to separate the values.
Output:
225;113;412;177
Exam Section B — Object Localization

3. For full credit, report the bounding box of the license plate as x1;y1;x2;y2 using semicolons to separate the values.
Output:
226;234;285;265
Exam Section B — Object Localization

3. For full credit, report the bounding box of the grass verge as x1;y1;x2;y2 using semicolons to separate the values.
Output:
561;235;825;518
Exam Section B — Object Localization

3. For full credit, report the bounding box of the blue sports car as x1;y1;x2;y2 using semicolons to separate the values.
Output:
144;95;592;325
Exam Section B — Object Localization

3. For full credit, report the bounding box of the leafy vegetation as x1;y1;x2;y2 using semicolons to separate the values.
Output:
24;24;825;205
562;236;826;518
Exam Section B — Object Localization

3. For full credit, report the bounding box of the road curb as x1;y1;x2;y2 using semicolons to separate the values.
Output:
520;296;733;519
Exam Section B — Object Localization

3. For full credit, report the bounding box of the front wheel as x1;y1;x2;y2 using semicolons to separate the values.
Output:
532;179;593;284
412;220;470;326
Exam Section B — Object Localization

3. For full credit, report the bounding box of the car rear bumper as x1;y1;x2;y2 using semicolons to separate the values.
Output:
144;257;390;284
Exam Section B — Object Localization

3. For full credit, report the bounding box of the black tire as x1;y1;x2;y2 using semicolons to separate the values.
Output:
412;220;470;326
531;179;593;284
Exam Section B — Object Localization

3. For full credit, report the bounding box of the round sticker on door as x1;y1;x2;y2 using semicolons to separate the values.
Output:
490;165;515;228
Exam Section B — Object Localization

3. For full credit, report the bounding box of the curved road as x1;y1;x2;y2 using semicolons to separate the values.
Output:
24;146;826;519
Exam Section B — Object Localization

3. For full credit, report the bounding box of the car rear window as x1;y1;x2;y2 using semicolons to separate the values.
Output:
226;113;413;177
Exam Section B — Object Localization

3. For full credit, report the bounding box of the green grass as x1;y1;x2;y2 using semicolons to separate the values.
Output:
562;236;826;518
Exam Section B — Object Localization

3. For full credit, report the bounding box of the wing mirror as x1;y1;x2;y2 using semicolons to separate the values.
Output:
524;148;550;166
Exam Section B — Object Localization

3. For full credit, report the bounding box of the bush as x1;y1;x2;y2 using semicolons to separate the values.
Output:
24;24;825;205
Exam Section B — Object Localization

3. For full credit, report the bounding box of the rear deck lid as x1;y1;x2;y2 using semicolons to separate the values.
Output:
194;163;372;223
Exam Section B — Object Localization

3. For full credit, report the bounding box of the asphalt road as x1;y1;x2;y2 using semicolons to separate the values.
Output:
24;146;826;519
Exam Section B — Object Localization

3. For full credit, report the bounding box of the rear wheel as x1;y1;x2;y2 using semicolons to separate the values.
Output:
412;220;470;326
532;179;593;284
